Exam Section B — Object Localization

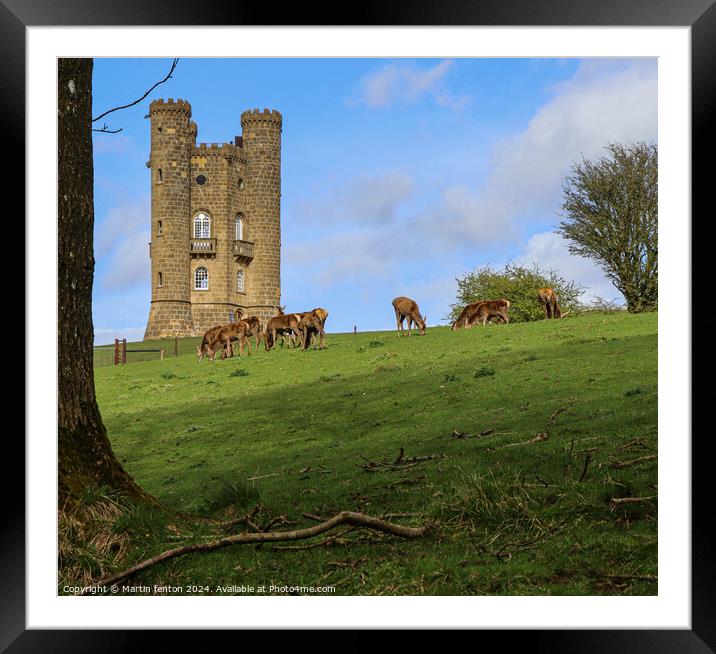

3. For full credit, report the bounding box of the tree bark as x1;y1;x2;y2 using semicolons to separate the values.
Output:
58;58;145;506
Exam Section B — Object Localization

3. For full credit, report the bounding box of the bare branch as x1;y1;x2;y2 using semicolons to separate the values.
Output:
92;123;122;134
92;58;179;124
81;511;433;592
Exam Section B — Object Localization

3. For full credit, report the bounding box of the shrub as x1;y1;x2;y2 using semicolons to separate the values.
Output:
447;262;583;324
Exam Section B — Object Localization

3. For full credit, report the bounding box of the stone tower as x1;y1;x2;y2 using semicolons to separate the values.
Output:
144;99;282;339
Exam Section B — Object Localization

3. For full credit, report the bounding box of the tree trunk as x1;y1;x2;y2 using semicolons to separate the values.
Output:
58;59;145;507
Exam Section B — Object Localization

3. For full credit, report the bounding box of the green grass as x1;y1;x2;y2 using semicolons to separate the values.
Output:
90;312;658;596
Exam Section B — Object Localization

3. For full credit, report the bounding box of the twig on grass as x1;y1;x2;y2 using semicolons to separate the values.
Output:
359;449;445;472
608;454;657;469
499;402;575;449
301;512;326;522
83;511;433;593
578;453;592;482
494;516;572;560
247;472;280;481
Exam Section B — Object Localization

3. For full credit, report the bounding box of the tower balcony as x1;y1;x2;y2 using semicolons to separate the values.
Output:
232;239;255;262
190;238;216;255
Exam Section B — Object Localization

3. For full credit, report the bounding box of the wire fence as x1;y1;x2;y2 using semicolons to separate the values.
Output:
94;336;204;368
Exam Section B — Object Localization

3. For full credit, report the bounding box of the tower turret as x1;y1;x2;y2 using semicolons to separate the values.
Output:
144;99;195;339
240;108;282;321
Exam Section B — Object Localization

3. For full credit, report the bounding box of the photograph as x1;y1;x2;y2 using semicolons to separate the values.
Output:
59;55;660;598
12;10;703;643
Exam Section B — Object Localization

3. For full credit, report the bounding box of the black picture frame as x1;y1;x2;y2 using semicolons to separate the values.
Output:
9;0;704;649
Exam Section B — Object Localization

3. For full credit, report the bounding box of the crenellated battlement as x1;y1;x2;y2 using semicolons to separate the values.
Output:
192;143;247;163
240;108;282;128
150;98;192;117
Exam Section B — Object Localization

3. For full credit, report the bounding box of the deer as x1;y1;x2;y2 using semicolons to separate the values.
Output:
298;309;327;350
392;297;427;337
216;320;253;358
466;299;510;327
264;311;303;351
452;302;484;331
197;324;227;361
537;287;570;319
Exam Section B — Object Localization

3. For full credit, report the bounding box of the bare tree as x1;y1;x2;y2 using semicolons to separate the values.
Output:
558;142;657;313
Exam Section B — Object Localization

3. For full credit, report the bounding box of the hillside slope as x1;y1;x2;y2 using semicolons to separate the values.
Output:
91;312;658;596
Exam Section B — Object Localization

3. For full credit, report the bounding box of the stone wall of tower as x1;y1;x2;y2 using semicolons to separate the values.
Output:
189;143;244;333
240;109;282;324
144;99;195;339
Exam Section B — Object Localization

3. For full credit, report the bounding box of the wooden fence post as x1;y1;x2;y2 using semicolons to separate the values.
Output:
174;337;178;357
160;349;165;360
122;339;127;365
114;339;119;366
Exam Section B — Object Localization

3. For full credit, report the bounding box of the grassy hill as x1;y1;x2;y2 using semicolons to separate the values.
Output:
88;311;657;596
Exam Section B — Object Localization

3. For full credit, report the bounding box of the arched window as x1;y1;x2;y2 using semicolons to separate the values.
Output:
235;215;244;241
237;268;245;293
193;212;211;239
194;266;208;290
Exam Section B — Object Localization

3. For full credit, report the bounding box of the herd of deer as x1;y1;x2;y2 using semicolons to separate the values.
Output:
196;306;328;361
196;287;567;361
392;287;568;336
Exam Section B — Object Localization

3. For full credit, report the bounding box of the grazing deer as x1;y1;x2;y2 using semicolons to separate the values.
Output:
264;311;302;351
197;324;227;361
537;287;569;319
392;297;427;337
452;302;484;331
217;320;252;358
298;309;327;350
466;299;510;327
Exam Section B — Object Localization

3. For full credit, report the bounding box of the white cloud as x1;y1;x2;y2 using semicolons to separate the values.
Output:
484;59;657;231
336;58;657;273
95;201;151;290
96;202;149;257
349;60;470;110
101;229;152;290
293;170;415;227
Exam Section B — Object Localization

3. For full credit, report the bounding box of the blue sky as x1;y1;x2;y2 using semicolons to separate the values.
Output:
91;57;657;344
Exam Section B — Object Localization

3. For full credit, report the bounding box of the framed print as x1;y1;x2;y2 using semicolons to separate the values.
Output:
10;0;706;648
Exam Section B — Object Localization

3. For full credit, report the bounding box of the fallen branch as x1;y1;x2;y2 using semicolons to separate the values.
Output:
608;454;657;469
359;450;444;472
247;472;280;481
578;453;592;482
450;428;507;440
84;512;432;593
619;437;651;451
271;527;357;551
499;403;574;449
